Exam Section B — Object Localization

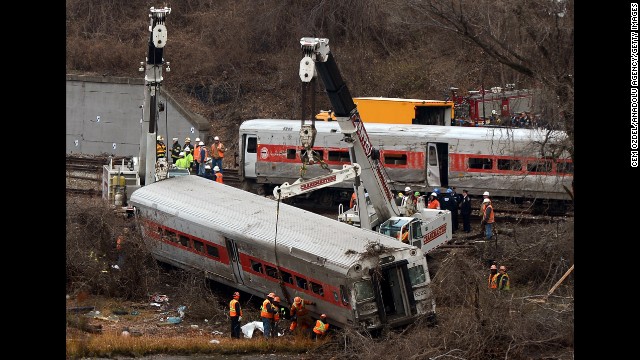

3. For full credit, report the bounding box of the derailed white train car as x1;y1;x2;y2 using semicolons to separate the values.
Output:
129;175;435;330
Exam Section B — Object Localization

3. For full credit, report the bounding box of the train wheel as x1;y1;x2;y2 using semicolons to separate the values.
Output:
254;185;266;196
318;191;334;207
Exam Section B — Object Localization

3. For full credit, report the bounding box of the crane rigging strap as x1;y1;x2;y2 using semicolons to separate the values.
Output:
273;190;292;305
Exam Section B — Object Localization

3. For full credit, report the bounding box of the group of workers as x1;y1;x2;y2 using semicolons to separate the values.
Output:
229;291;329;340
156;135;226;183
396;187;495;239
488;264;511;290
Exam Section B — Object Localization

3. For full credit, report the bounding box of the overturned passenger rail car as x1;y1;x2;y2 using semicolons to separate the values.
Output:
129;175;435;330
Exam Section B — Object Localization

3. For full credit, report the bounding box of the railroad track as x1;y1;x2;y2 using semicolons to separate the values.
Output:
67;188;102;197
66;156;572;223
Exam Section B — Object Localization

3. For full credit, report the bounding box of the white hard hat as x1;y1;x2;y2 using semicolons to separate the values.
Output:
214;136;220;141
404;186;411;192
185;137;191;142
156;135;162;141
483;191;490;196
179;152;185;156
195;137;201;142
483;198;491;203
198;141;205;146
205;165;211;169
431;192;438;197
213;166;220;172
172;137;178;141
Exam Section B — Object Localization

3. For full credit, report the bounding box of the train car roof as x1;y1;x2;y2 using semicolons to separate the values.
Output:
130;176;416;270
239;119;567;144
354;97;452;104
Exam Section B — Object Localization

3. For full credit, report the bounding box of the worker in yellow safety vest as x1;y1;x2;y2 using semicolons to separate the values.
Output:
311;314;329;340
229;291;243;338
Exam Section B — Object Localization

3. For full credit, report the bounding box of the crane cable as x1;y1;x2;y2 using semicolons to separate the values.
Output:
273;190;292;305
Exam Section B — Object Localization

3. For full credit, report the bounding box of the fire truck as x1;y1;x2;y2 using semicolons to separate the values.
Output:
451;86;534;124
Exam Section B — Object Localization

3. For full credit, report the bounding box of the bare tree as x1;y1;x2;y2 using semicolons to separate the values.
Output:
404;0;574;194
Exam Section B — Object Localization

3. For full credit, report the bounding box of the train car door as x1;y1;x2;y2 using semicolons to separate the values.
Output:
242;134;257;178
373;260;415;323
426;143;441;187
225;238;245;284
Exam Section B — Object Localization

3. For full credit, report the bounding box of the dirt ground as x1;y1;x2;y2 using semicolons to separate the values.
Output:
66;296;225;340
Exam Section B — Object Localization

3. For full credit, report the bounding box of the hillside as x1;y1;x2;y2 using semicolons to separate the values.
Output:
66;1;572;152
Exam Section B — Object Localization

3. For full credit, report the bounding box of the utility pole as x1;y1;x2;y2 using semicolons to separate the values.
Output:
138;6;171;185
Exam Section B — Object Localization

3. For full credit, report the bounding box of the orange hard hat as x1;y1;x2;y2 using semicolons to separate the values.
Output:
273;296;281;302
490;265;497;270
294;296;301;304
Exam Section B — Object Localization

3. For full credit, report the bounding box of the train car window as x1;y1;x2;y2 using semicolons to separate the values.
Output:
310;281;324;296
286;149;297;159
192;240;204;253
468;157;493;170
408;265;427;286
314;150;324;160
497;159;522;171
265;265;278;278
411;221;422;238
206;244;220;258
296;276;308;290
527;160;552;173
354;281;374;301
383;153;407;165
164;230;177;243
280;270;294;284
428;147;438;166
328;150;350;162
250;260;263;273
246;137;257;153
556;161;573;174
179;235;190;247
340;285;349;305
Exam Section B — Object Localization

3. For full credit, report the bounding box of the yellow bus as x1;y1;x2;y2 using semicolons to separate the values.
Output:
316;97;454;126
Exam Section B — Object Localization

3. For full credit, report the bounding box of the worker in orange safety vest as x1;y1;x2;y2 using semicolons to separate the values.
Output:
311;314;329;340
289;296;316;333
488;264;498;289
260;292;278;339
213;166;224;184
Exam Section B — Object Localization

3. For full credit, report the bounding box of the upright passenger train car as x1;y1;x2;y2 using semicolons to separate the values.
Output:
238;119;572;211
129;176;435;330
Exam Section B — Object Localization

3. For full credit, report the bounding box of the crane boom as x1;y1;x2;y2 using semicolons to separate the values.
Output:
299;37;399;223
295;37;452;253
273;164;361;200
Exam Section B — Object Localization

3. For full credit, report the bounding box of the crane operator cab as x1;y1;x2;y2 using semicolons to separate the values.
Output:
379;218;424;248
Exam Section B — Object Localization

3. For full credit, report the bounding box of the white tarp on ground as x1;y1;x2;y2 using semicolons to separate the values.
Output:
241;321;264;338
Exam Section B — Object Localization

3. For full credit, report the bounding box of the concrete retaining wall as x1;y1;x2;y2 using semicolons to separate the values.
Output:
66;74;210;157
